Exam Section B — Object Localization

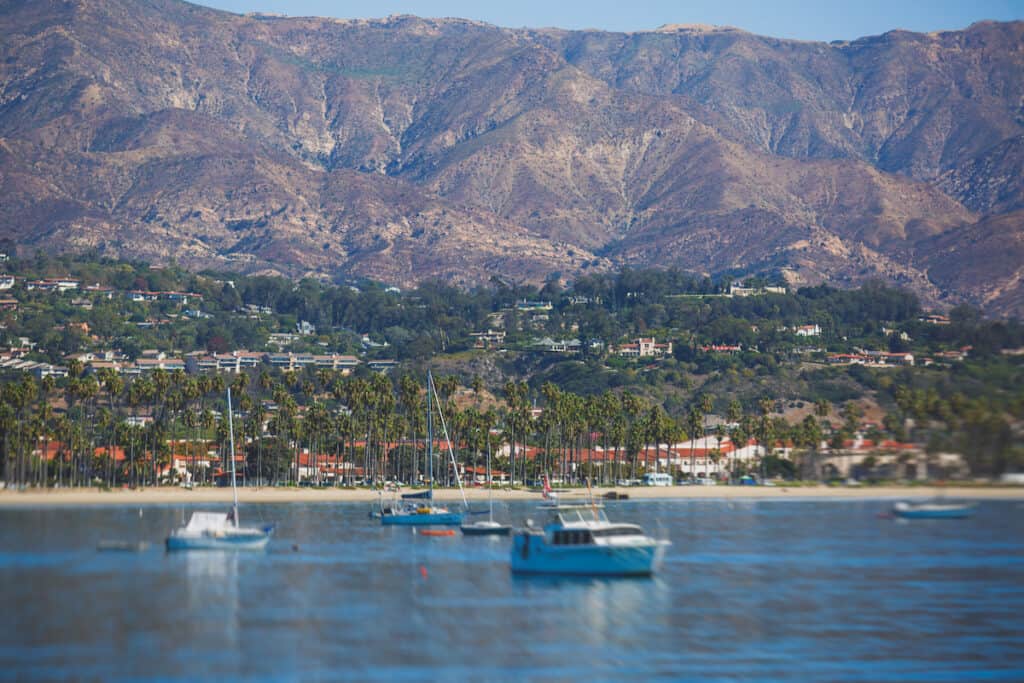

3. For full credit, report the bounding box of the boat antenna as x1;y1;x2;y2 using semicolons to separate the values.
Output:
227;386;239;527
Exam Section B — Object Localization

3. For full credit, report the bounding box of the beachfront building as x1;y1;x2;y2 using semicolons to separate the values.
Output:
818;437;963;480
459;465;510;485
495;436;785;482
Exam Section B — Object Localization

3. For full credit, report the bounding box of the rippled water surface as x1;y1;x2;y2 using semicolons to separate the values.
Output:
1;499;1023;681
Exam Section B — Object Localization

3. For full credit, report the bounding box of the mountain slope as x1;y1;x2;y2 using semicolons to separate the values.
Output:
1;0;1021;312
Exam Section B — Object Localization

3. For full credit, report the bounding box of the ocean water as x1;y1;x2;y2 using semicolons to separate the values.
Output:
1;498;1022;682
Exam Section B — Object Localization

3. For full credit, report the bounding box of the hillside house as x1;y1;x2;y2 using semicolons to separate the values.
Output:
26;278;80;293
470;329;506;349
794;324;821;337
616;337;673;358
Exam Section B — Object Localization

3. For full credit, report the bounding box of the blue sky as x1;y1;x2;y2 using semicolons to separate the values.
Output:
195;0;1023;41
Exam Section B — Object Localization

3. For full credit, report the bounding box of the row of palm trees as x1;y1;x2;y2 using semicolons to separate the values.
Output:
1;364;834;489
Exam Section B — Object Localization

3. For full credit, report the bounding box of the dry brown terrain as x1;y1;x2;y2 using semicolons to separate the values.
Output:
1;2;1022;311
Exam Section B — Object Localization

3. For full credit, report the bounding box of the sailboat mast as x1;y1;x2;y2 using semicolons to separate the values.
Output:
427;371;434;500
227;386;239;525
430;375;469;510
486;437;494;523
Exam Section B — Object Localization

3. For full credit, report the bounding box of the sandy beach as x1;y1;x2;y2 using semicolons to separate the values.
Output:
1;484;1023;507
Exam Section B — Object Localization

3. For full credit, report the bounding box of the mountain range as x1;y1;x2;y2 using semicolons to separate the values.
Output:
1;0;1022;313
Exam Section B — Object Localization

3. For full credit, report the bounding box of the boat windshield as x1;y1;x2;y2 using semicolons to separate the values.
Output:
552;505;608;526
551;529;594;545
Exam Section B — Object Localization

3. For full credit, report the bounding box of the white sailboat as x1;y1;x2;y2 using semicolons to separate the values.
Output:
461;437;510;536
166;387;272;551
380;370;468;526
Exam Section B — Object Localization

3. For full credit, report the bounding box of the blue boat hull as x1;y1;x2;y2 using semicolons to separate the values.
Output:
461;523;511;536
165;531;271;551
381;512;463;526
893;506;975;519
510;534;665;576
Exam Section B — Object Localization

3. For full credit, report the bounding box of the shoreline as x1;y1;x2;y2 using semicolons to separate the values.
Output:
2;485;1023;507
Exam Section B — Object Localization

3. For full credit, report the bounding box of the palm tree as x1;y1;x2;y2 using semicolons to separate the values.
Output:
150;369;172;486
503;380;529;487
371;373;395;484
797;414;824;480
602;392;625;484
686;406;703;480
713;424;726;480
37;375;57;486
97;368;124;487
583;395;602;484
757;398;775;481
398;374;422;484
621;392;643;480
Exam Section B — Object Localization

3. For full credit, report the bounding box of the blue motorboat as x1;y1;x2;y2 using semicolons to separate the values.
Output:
380;501;463;526
892;501;976;519
510;502;669;576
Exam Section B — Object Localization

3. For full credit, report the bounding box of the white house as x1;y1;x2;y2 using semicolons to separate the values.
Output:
616;337;673;358
794;324;822;337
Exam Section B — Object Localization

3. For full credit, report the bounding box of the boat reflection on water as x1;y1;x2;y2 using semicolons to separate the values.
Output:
184;549;239;602
182;550;241;652
512;571;671;644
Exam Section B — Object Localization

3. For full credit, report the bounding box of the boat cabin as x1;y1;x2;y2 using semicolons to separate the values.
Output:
552;529;593;545
532;504;649;546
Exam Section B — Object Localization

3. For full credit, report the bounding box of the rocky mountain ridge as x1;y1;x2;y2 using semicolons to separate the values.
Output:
1;1;1022;313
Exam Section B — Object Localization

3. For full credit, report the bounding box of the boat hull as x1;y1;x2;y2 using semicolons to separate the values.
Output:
166;530;271;551
381;512;463;526
510;534;666;576
892;503;975;519
461;523;511;536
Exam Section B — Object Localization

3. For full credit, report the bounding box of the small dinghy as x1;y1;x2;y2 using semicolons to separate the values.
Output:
892;501;976;519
